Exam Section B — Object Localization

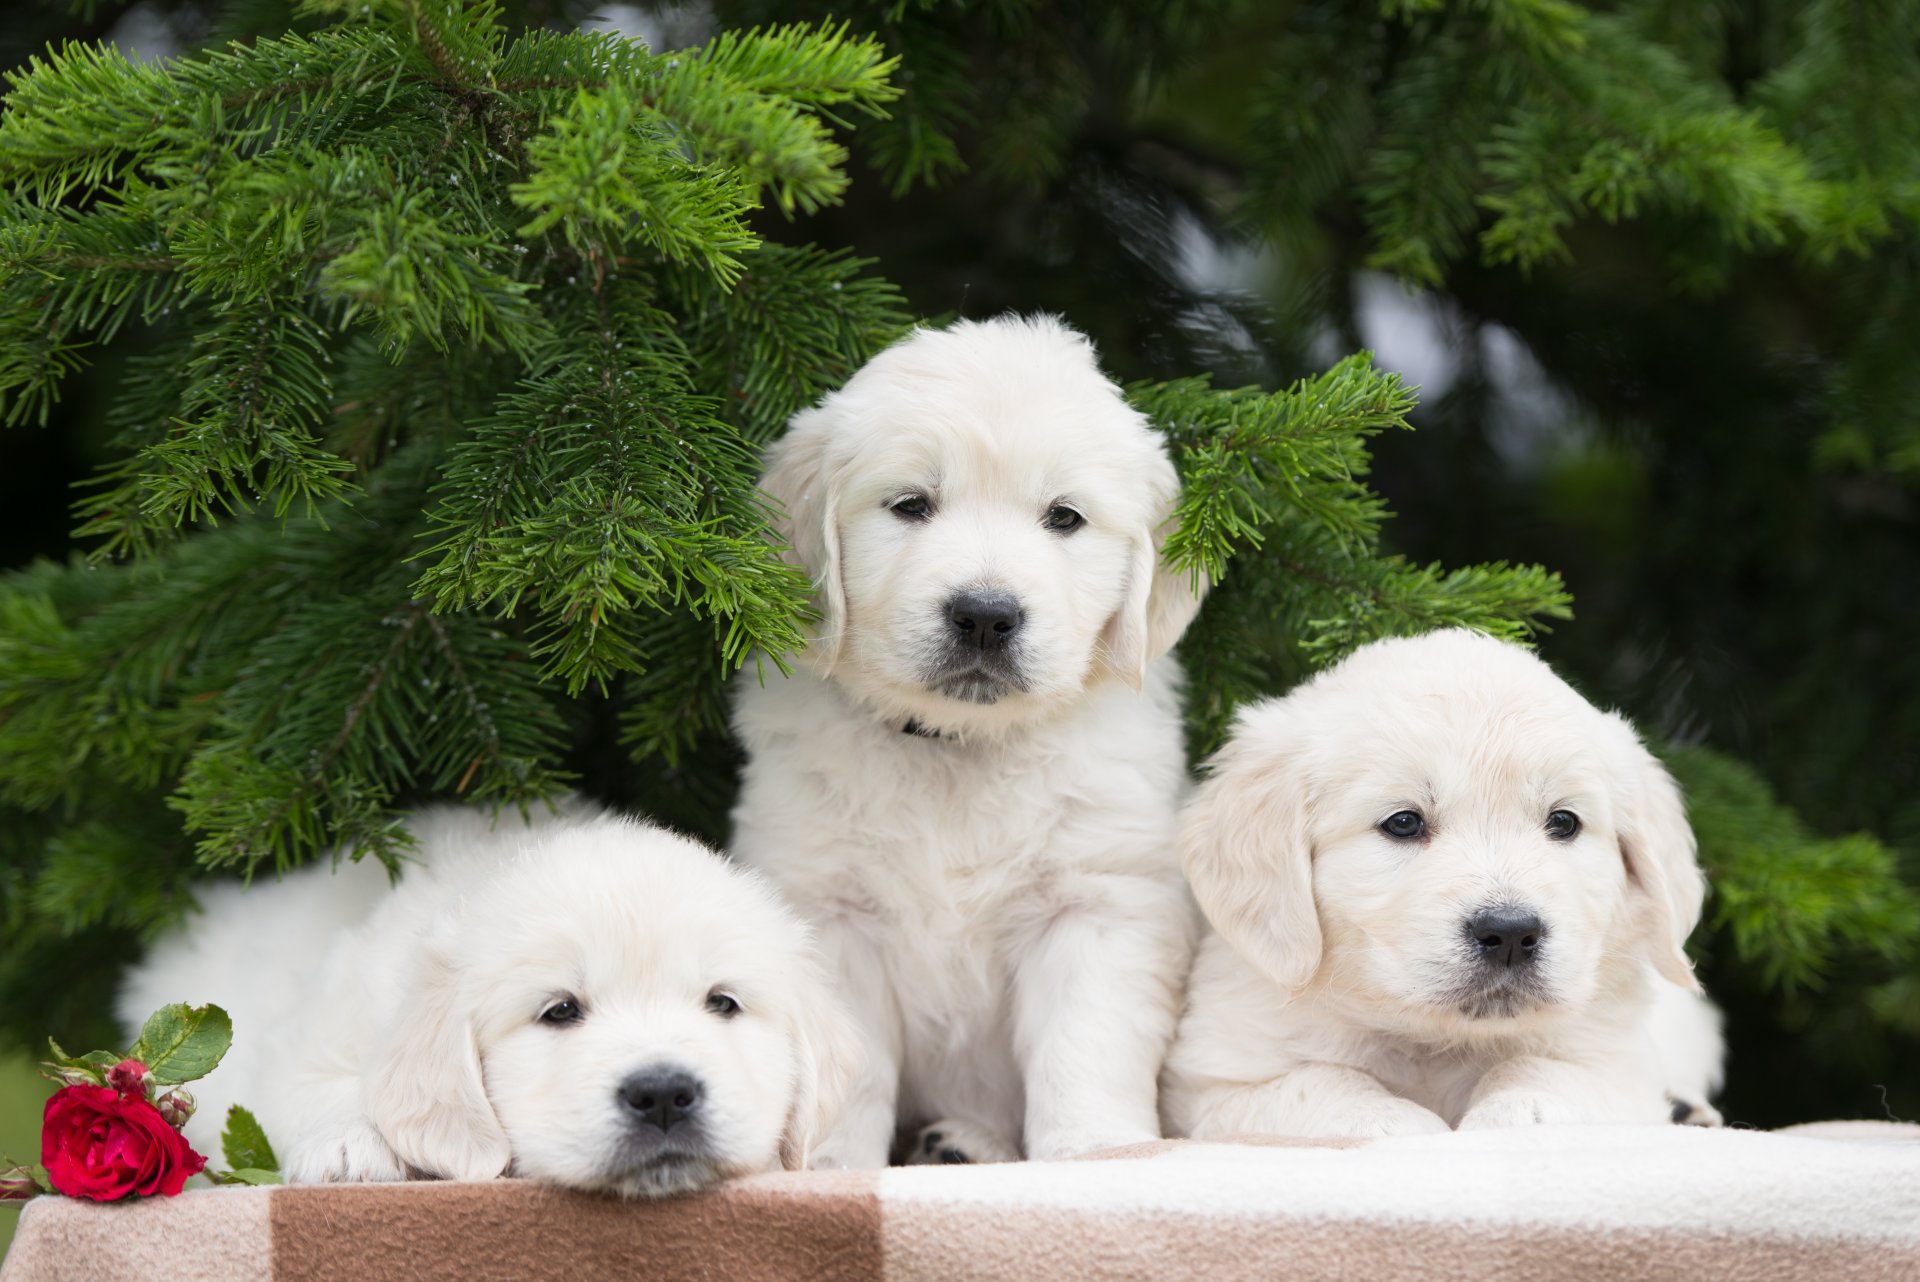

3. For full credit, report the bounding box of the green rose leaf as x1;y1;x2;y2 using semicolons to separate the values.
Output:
220;1168;284;1186
129;1004;233;1085
221;1105;280;1175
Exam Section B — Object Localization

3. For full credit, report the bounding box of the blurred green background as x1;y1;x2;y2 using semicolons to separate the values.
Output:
1;1061;51;1255
2;0;1918;1241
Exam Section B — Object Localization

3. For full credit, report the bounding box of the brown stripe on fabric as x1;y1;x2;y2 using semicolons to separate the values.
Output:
0;1185;272;1282
268;1172;883;1282
883;1205;1920;1282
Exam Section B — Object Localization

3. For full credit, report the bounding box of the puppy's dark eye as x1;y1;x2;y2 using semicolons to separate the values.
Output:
890;494;931;521
1545;810;1582;840
1379;810;1427;840
1044;504;1084;533
706;990;741;1019
539;997;583;1026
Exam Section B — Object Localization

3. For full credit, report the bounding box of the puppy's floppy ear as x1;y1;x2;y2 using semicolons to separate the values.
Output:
362;941;512;1181
760;407;846;671
1180;711;1321;994
1614;728;1707;991
1101;451;1206;689
776;964;864;1170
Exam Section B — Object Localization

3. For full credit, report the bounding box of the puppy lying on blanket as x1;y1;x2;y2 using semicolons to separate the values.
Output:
121;805;858;1194
1163;630;1724;1139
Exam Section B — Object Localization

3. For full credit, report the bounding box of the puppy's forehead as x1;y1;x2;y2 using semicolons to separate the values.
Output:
1302;630;1600;727
824;320;1154;484
848;407;1149;497
1334;711;1612;811
468;824;805;991
848;317;1115;398
1276;630;1627;811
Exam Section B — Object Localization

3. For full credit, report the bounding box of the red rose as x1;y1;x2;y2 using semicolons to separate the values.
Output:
40;1085;207;1201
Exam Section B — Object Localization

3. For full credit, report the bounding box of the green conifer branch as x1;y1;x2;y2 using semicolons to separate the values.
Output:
1142;354;1420;584
1666;743;1920;992
669;244;914;439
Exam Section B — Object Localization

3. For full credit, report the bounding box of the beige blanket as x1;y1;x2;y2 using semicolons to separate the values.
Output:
5;1123;1917;1281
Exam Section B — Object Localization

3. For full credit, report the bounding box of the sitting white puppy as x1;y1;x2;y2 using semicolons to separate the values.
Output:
121;805;858;1194
1162;629;1725;1139
732;315;1206;1166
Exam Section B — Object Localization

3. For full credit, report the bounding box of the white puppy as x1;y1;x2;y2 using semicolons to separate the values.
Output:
121;805;859;1194
1162;629;1725;1139
732;315;1206;1165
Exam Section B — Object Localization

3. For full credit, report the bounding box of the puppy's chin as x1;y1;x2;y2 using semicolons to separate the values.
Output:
831;641;1118;741
930;671;1019;707
1336;968;1566;1037
523;1146;748;1200
1448;985;1558;1023
828;660;1070;739
602;1152;740;1200
896;678;1058;738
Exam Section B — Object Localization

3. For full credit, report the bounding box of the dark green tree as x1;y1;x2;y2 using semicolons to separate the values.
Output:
0;0;1913;1128
741;0;1920;1125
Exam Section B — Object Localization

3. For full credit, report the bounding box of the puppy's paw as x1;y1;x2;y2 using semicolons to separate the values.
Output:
903;1118;1021;1165
806;1134;892;1171
282;1122;408;1184
1023;1122;1158;1162
1668;1096;1724;1127
1322;1097;1452;1139
1458;1090;1586;1130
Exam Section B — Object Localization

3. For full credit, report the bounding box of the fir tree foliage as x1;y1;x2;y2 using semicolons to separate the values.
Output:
753;0;1920;471
0;0;1573;1047
1144;358;1571;747
1666;744;1920;997
0;0;906;1038
0;0;1912;1126
1233;0;1920;469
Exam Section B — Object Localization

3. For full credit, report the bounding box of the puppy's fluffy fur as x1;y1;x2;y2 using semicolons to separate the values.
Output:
121;805;859;1194
1162;630;1724;1139
732;316;1205;1165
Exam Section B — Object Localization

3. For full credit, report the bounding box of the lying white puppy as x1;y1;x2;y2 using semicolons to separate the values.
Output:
121;805;858;1194
732;315;1206;1165
1162;629;1724;1139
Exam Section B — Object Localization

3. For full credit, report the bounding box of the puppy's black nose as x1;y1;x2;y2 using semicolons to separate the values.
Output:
947;591;1023;649
1467;908;1544;968
619;1070;703;1132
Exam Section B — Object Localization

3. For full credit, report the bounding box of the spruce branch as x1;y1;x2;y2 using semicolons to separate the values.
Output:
669;243;913;439
1143;353;1419;585
1669;743;1920;993
510;85;760;280
70;301;353;559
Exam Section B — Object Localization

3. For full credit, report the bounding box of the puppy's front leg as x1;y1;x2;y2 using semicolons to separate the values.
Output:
806;926;903;1170
1459;1055;1667;1129
1013;889;1191;1160
1185;1063;1451;1140
281;1068;408;1183
808;1040;898;1170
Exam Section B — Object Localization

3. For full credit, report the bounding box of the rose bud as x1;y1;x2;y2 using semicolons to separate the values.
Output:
45;1065;104;1089
154;1088;195;1129
0;1166;42;1202
107;1059;150;1098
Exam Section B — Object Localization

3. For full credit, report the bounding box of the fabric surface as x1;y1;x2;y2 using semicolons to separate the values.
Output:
4;1124;1917;1281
